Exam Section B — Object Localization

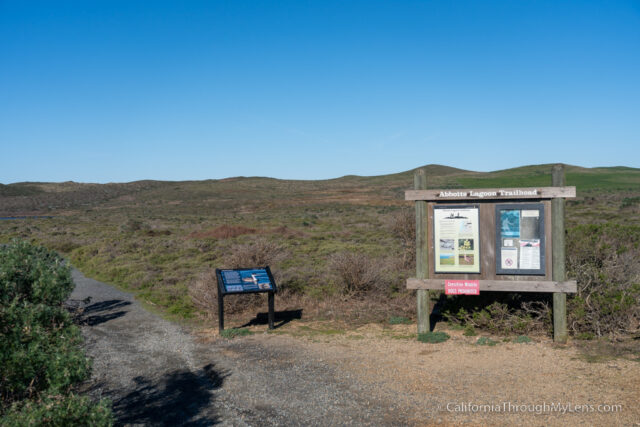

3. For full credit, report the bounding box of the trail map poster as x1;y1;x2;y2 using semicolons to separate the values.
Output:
434;206;480;273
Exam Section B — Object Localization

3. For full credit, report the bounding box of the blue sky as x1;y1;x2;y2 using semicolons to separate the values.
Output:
1;1;639;183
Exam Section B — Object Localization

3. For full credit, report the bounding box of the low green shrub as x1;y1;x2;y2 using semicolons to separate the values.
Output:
575;332;596;340
220;328;253;339
388;316;411;325
463;324;477;336
0;240;112;423
513;335;532;344
1;394;113;426
0;239;73;306
417;331;450;343
476;337;498;346
620;196;640;209
0;301;91;402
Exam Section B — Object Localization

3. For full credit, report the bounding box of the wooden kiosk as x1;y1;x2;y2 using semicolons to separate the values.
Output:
406;164;576;343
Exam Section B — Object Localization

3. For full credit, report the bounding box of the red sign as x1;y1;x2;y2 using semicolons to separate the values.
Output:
445;280;480;295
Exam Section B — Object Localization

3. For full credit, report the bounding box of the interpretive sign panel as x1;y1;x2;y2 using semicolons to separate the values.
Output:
215;266;278;332
216;267;277;295
495;204;545;275
433;205;480;274
445;279;480;295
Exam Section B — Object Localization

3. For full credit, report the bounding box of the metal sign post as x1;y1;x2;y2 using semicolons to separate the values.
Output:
215;266;278;333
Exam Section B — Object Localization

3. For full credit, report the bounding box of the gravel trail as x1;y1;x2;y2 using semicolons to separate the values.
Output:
70;269;410;426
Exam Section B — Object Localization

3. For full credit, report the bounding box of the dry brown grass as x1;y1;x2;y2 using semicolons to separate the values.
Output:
188;270;218;319
188;225;258;239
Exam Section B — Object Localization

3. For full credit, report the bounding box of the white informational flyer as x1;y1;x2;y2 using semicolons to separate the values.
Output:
501;248;518;269
433;206;480;273
519;239;541;270
521;210;540;218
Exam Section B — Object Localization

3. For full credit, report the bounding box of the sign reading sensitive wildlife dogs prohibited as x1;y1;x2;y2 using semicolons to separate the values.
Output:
445;280;480;295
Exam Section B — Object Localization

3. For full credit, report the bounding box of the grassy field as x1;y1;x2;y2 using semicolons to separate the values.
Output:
1;163;639;333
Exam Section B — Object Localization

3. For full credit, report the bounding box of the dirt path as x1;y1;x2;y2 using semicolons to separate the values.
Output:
71;270;639;426
70;270;410;426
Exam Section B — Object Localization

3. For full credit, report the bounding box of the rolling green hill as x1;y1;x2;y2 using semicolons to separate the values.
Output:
1;163;639;216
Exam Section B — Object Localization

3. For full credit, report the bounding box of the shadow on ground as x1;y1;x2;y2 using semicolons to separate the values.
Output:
112;364;227;426
241;309;303;329
77;299;132;326
66;298;132;326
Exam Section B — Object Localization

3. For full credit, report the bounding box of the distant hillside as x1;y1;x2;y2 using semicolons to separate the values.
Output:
1;164;639;216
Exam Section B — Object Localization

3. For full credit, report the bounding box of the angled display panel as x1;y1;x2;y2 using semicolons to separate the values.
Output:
216;267;277;295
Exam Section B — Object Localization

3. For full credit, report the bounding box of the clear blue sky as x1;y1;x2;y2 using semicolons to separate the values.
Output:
1;1;639;183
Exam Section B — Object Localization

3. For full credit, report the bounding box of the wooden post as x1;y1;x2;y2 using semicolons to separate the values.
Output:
552;164;568;343
415;169;430;333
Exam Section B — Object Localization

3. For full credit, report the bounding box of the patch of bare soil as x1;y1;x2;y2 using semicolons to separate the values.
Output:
203;322;640;426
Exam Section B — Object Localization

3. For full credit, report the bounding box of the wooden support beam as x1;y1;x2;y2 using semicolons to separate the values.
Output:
415;169;430;334
406;278;577;293
552;165;568;343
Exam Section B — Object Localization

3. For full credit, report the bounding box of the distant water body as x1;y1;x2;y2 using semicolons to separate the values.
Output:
0;216;54;220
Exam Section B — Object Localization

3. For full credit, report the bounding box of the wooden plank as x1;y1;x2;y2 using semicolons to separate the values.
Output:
414;169;430;334
406;278;577;293
405;186;576;201
479;203;496;279
552;164;568;343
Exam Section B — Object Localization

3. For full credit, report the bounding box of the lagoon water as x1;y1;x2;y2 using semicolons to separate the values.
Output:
0;216;54;220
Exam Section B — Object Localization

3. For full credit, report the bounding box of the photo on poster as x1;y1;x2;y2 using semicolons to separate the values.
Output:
458;238;474;251
458;254;475;266
500;210;520;238
434;206;480;273
439;253;455;265
440;239;455;251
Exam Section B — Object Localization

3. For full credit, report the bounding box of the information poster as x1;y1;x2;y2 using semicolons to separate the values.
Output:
434;206;480;273
496;205;545;275
219;268;274;293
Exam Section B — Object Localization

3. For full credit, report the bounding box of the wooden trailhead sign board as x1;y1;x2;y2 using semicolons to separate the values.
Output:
215;267;277;332
406;164;576;343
